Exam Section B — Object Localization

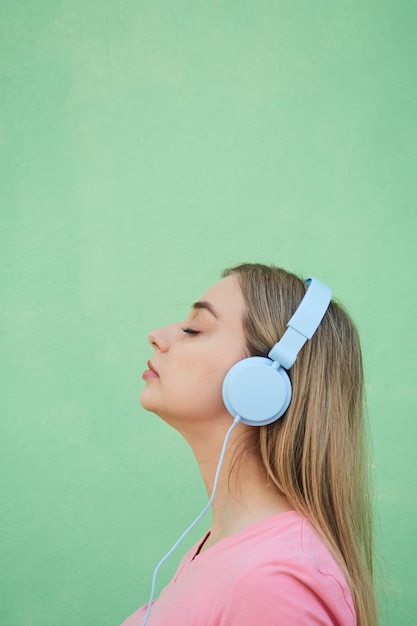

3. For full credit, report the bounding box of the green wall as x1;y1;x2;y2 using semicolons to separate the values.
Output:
1;2;416;624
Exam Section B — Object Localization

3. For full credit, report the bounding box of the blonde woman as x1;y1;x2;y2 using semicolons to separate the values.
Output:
122;263;377;626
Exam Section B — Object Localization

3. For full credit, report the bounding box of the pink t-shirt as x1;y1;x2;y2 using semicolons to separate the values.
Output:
121;511;355;626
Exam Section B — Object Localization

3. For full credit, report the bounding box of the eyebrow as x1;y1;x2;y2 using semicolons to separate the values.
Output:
191;301;219;319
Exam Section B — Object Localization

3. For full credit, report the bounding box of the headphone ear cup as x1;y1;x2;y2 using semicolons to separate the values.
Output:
222;357;292;426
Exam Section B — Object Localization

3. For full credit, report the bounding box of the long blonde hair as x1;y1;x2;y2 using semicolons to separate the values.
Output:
223;263;377;626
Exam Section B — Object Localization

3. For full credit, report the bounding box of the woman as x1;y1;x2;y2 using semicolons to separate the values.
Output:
122;263;377;626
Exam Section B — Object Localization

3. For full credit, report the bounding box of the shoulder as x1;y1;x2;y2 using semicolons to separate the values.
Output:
219;512;356;626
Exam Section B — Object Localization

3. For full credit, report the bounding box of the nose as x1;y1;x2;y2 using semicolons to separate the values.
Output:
148;324;175;352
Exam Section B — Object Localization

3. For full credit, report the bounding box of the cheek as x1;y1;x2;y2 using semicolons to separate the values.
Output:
172;362;230;417
189;349;234;386
182;353;239;412
140;344;245;420
175;360;225;406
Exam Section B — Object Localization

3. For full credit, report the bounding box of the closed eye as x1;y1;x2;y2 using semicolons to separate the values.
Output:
181;327;200;335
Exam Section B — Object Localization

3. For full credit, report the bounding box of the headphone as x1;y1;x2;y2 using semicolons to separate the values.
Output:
222;277;332;426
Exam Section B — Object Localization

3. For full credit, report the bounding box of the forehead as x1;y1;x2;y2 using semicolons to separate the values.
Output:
197;275;245;321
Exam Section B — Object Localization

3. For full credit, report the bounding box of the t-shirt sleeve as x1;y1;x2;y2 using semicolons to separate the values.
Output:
218;563;355;626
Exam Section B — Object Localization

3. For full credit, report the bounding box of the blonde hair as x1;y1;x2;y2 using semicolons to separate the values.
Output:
222;263;377;626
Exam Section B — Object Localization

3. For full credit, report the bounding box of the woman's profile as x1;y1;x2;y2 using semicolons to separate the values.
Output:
121;263;377;626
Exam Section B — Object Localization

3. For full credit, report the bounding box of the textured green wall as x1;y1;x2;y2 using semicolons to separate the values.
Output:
1;2;416;624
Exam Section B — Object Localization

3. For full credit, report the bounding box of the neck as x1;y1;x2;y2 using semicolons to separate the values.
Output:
181;418;293;550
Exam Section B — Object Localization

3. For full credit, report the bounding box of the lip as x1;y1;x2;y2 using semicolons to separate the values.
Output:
142;360;159;380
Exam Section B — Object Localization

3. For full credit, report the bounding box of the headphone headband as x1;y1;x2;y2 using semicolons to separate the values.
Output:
268;277;332;370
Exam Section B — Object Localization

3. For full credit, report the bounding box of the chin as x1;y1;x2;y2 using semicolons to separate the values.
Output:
140;388;168;420
140;386;155;411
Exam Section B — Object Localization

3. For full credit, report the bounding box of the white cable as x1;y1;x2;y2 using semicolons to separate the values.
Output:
141;415;241;626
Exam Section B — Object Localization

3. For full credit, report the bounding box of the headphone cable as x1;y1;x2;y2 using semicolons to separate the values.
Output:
141;415;241;626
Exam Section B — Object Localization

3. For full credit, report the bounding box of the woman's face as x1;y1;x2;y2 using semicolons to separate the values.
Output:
140;274;247;428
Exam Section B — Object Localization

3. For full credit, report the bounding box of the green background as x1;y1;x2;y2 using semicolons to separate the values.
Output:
1;1;416;624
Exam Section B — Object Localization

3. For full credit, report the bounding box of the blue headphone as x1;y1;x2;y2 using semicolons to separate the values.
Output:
222;277;332;426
